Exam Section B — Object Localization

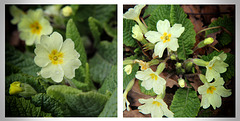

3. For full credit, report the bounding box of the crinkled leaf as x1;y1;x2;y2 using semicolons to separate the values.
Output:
6;44;40;76
99;89;117;117
201;51;235;81
66;19;87;82
64;91;108;117
89;40;117;85
146;5;196;60
6;73;49;95
74;5;116;23
46;85;82;103
123;19;138;47
170;88;200;117
205;16;234;47
123;63;139;89
6;96;51;117
98;65;117;94
31;93;70;117
139;80;156;96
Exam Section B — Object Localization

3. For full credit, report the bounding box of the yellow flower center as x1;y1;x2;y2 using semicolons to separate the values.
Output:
30;21;42;35
152;101;162;107
160;32;171;43
150;73;158;80
49;49;64;65
207;86;216;94
208;64;214;70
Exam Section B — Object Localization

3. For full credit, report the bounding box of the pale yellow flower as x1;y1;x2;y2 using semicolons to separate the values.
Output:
138;97;174;117
10;6;25;24
18;9;53;45
62;6;72;17
34;32;81;83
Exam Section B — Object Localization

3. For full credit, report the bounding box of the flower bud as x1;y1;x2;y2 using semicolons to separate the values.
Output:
193;59;209;66
62;6;72;17
178;78;185;88
175;62;182;69
18;83;37;97
124;64;133;75
9;81;23;95
170;54;177;60
156;62;165;74
139;60;150;71
185;61;193;72
204;37;214;45
132;24;144;41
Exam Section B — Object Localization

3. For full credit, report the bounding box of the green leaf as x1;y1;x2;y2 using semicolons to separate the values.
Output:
88;17;102;47
46;85;82;103
64;91;108;117
74;5;116;23
123;63;139;89
89;40;117;84
170;88;200;117
66;19;87;82
98;65;117;94
6;96;51;117
123;19;138;47
143;5;160;18
139;80;156;96
205;16;234;47
146;5;196;60
99;89;117;117
31;93;70;117
201;51;235;81
6;73;50;95
6;44;40;76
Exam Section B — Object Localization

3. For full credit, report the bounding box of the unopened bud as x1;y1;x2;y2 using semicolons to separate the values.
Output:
193;59;208;67
62;6;72;17
18;83;37;97
132;24;144;41
204;37;214;45
9;81;23;95
178;78;185;88
170;54;177;60
185;61;193;72
156;62;165;74
124;65;133;75
175;62;182;69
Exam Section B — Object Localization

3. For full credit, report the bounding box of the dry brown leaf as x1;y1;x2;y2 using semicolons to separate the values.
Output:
123;110;149;117
182;5;201;18
188;75;203;91
128;80;153;107
201;5;219;25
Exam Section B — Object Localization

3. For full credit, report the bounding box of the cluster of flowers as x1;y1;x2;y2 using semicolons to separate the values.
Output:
123;5;231;117
9;5;81;84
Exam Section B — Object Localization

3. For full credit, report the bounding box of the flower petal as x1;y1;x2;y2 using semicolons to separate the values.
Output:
208;93;222;110
40;18;53;35
157;19;170;34
213;60;228;73
167;37;179;51
141;79;154;90
145;31;161;44
215;86;231;97
40;64;64;83
61;39;80;59
154;41;167;58
34;44;50;67
201;94;210;109
198;84;208;95
61;59;81;79
50;65;64;83
41;32;63;52
169;24;185;38
151;106;163;117
206;67;220;82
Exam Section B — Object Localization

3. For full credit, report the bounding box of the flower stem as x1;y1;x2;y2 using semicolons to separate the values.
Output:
197;26;221;35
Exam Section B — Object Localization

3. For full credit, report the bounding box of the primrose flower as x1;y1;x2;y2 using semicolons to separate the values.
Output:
138;97;174;117
198;77;231;109
145;19;185;58
205;53;228;82
123;4;145;21
62;6;73;17
9;81;23;95
138;60;150;71
34;32;81;83
18;9;53;45
10;6;25;24
132;24;144;41
136;68;166;95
